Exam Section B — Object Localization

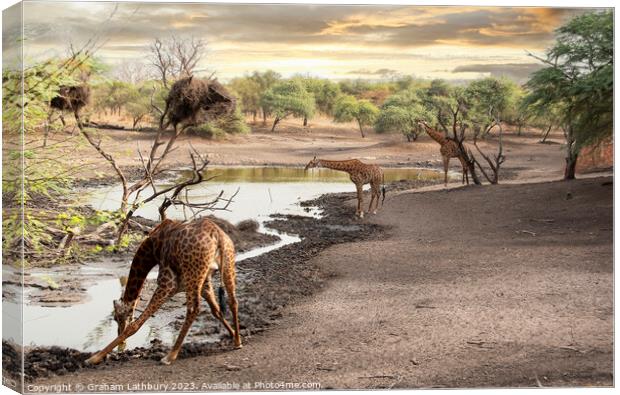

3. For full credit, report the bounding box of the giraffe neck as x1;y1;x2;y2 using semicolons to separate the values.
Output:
318;159;357;174
122;238;157;305
424;126;447;145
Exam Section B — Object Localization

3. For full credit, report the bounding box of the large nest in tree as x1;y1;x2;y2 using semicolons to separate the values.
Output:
165;77;236;128
50;85;90;112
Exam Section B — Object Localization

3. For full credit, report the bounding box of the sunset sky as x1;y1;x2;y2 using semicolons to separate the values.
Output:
3;1;603;82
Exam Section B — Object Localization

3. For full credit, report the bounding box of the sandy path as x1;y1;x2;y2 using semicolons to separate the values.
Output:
32;176;612;389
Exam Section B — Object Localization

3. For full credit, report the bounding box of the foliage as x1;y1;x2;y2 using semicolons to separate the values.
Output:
189;108;250;138
92;80;134;115
229;76;262;118
261;79;316;131
333;95;379;137
251;70;281;122
524;10;612;178
375;89;433;140
294;76;342;115
464;77;520;134
125;82;157;128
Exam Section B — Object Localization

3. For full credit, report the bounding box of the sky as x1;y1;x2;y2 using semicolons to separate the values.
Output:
2;1;605;83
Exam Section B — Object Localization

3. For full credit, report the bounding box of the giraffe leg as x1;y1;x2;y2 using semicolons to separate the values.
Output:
161;288;202;365
367;192;376;215
458;156;469;185
443;156;450;187
202;270;236;340
369;185;379;214
222;261;242;349
85;273;177;365
356;184;364;218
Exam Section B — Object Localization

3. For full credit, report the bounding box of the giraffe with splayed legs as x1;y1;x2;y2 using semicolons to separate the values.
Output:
419;121;469;187
305;157;385;218
85;217;241;366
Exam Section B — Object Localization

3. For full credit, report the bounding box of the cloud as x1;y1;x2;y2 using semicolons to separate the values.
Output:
452;63;544;82
20;3;589;52
15;3;603;80
347;68;401;77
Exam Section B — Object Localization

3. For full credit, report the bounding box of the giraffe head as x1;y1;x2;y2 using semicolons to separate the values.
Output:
304;156;320;170
113;299;133;337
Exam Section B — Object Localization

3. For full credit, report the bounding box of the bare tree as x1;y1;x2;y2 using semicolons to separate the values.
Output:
471;122;506;184
112;59;153;84
148;35;207;87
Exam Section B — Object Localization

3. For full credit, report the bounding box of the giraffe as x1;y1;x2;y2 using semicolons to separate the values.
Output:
419;121;469;187
85;217;241;366
305;157;385;218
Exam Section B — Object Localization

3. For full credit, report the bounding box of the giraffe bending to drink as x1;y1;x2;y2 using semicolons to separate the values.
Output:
305;157;385;218
418;121;469;187
86;217;241;366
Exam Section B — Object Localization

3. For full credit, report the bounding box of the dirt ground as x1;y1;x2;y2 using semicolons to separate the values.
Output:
55;117;579;182
25;175;613;390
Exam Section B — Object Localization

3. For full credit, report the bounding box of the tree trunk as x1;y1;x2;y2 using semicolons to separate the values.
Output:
357;119;365;138
564;155;578;180
517;124;522;136
262;109;267;125
466;159;482;185
303;116;308;127
253;111;257;124
271;117;280;132
540;125;552;143
563;122;577;180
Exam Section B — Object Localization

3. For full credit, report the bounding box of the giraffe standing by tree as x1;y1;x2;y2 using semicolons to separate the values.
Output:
86;217;242;366
419;121;469;187
305;157;385;218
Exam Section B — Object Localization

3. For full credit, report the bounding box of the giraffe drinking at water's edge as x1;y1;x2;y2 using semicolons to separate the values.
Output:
305;157;385;218
85;217;242;366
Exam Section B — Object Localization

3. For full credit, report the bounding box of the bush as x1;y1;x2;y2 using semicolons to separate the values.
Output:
188;109;249;139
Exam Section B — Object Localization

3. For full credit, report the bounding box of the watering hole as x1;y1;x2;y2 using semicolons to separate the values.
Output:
18;166;444;352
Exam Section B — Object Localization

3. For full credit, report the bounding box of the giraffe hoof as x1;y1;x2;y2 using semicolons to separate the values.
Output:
160;355;174;365
234;343;243;350
372;211;377;215
85;355;102;366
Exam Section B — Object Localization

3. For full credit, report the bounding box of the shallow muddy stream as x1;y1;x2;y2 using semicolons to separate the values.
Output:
19;167;443;352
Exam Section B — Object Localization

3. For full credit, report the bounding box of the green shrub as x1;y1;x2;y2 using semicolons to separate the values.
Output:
189;109;249;139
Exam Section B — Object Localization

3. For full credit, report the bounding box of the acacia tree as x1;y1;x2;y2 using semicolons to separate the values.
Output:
260;80;316;132
465;77;517;137
295;77;342;125
251;70;281;124
375;90;431;142
229;76;262;122
333;95;379;138
525;10;612;179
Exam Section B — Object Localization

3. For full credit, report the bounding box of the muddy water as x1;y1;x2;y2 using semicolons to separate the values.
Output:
22;167;443;352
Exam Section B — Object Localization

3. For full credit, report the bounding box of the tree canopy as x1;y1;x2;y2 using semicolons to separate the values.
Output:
524;10;613;179
374;89;433;141
332;95;379;138
261;79;316;131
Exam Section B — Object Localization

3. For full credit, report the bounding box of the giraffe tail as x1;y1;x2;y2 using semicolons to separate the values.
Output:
381;172;386;205
218;286;227;316
217;235;228;316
